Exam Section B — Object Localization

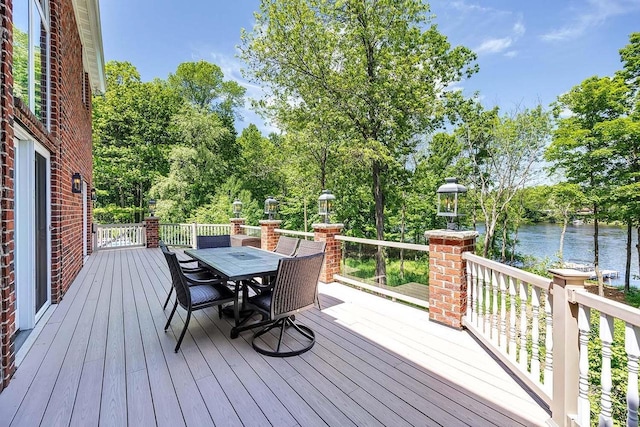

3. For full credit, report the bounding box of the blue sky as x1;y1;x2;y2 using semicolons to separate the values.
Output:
100;0;640;133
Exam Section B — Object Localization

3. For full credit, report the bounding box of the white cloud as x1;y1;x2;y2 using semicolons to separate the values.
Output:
541;0;640;42
473;16;525;56
504;50;518;58
476;37;513;54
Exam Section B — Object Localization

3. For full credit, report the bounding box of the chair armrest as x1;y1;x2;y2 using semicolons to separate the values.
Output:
178;259;198;265
181;266;209;273
184;275;225;286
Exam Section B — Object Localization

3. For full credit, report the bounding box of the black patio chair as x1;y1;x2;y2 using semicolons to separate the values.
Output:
294;240;326;310
273;235;299;256
246;252;324;357
163;251;235;352
196;234;231;249
160;240;217;310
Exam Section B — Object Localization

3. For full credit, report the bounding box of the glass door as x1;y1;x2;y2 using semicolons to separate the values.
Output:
35;151;48;313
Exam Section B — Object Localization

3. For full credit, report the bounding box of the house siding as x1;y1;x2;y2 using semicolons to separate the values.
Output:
0;0;95;390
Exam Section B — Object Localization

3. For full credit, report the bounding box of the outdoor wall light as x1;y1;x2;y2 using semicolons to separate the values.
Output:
318;189;336;223
436;177;467;230
232;198;243;218
264;196;278;220
90;188;97;201
71;173;82;194
148;198;157;217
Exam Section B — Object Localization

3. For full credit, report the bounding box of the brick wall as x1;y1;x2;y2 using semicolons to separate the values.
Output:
1;0;16;390
0;0;94;389
260;220;281;251
313;224;343;283
425;230;478;329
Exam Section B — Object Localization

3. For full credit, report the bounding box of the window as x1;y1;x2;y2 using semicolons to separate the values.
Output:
13;0;50;127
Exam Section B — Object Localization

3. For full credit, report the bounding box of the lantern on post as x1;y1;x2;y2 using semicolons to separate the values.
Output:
436;177;467;230
318;190;336;224
232;198;243;218
90;187;97;202
148;198;157;217
264;196;278;220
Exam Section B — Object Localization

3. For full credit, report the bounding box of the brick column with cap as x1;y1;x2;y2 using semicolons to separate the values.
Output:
424;229;478;329
145;217;160;248
230;218;245;235
313;223;344;283
260;220;282;251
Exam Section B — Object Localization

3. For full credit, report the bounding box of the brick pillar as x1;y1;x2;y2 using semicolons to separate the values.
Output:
145;217;159;248
424;230;478;329
313;223;344;283
260;220;282;251
230;218;245;235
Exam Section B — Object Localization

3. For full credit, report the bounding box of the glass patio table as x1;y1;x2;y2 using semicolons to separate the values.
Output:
184;246;286;338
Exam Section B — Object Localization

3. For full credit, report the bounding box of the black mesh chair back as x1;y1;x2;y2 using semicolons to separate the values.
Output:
163;251;234;352
294;240;326;257
247;252;324;357
196;234;231;249
274;235;299;256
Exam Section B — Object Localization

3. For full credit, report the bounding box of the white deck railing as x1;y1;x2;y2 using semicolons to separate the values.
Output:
159;223;231;247
95;223;146;249
274;228;314;240
463;252;640;426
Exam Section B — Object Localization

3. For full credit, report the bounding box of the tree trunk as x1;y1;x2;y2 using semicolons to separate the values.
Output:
303;198;308;233
559;216;568;264
594;203;603;296
625;221;632;293
372;160;386;286
500;220;508;263
400;194;405;280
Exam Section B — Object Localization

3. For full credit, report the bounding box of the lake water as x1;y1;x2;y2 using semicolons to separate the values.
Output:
476;223;640;287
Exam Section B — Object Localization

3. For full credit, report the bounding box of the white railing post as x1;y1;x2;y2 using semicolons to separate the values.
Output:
549;269;589;427
626;323;640;426
191;223;197;249
599;313;614;427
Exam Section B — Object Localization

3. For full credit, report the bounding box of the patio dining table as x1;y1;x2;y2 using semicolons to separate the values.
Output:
184;246;286;338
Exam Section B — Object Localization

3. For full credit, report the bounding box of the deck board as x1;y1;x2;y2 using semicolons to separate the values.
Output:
0;247;551;426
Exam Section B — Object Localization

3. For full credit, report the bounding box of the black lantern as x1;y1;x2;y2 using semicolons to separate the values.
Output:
232;198;243;218
436;177;467;230
318;190;336;223
264;196;278;220
148;198;157;217
90;188;97;201
71;173;82;194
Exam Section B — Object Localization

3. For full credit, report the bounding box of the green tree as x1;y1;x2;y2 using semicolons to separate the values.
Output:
241;0;476;284
546;75;629;295
459;103;551;258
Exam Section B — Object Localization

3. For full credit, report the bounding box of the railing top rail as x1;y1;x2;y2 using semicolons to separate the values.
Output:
335;235;429;252
274;228;314;238
159;223;229;227
572;289;640;326
463;252;553;290
96;223;145;228
240;225;261;230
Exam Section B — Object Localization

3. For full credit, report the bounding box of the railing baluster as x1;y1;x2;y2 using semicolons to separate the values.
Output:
492;269;499;342
531;286;541;380
509;275;517;360
477;265;485;331
544;289;553;393
471;262;479;326
499;272;507;350
466;260;473;324
600;313;614;427
626;323;639;427
484;265;491;334
578;304;591;427
519;280;528;366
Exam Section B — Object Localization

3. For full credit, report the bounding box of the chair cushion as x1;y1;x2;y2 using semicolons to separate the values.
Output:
190;284;234;305
249;291;272;313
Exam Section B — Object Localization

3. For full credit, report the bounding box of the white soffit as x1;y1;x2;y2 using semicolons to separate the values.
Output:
71;0;106;93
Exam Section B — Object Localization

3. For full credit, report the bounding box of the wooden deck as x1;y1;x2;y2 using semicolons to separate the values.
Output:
0;248;551;426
